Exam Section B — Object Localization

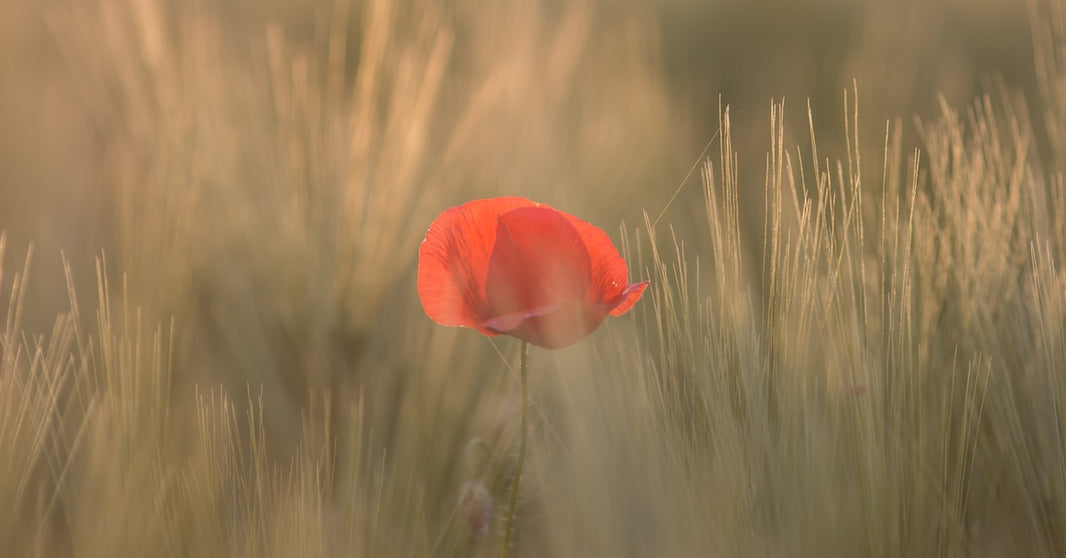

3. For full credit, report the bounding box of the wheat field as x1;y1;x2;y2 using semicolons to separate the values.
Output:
1;0;1065;556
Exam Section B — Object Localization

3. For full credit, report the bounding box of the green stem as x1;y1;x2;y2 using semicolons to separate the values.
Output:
502;340;529;558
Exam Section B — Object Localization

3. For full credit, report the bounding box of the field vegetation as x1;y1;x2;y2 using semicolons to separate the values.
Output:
1;0;1065;555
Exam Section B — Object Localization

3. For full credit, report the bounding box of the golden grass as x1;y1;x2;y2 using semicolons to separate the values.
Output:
1;0;1065;555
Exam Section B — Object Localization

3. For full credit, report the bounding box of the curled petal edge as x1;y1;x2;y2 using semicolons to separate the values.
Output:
608;280;649;317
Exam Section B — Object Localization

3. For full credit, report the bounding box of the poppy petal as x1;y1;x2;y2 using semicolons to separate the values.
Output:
479;302;561;333
502;300;606;349
418;197;648;349
558;213;640;308
417;197;538;333
484;206;591;324
608;280;649;316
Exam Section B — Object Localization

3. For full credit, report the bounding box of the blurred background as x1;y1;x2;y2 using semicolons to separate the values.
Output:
0;0;1061;554
0;0;1049;466
0;0;1040;336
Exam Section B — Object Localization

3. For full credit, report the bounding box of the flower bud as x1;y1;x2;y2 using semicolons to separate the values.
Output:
458;480;494;539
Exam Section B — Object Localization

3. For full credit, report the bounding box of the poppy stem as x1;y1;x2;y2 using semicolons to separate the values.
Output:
502;340;528;558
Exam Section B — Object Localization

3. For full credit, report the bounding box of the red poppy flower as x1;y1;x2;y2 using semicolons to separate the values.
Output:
417;197;648;349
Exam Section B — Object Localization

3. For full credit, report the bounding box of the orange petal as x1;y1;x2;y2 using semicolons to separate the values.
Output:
417;197;538;332
419;197;648;348
500;300;603;349
558;213;637;306
484;206;591;324
608;280;649;316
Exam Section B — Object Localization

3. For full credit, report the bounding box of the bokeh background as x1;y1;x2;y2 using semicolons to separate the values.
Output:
0;0;1043;329
2;0;1064;556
